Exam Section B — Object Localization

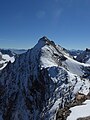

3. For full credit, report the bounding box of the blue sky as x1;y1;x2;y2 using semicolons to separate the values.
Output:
0;0;90;49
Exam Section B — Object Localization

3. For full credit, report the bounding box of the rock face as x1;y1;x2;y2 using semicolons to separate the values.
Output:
75;93;86;102
0;37;90;120
77;116;90;120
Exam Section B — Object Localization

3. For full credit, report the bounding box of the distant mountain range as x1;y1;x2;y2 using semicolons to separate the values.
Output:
76;48;90;64
0;37;90;120
68;49;83;57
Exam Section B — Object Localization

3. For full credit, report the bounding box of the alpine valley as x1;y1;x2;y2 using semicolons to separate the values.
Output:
0;37;90;120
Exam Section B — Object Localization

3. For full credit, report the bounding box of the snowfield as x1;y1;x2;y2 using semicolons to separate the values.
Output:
67;100;90;120
63;55;90;76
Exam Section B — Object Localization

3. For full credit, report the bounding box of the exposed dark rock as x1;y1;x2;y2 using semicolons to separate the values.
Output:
77;116;90;120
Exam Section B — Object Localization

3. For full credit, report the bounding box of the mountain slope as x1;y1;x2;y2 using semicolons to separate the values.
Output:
0;37;90;120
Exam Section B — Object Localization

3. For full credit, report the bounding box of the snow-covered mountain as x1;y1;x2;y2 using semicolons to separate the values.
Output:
76;48;90;64
0;37;90;120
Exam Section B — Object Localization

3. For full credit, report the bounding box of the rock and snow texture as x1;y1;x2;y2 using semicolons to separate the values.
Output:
45;67;90;120
0;36;90;120
62;54;90;76
0;52;15;70
67;100;90;120
76;48;90;64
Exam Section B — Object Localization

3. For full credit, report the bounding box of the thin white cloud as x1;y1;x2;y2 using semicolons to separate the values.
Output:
36;11;46;19
55;9;62;18
52;8;63;25
51;0;74;25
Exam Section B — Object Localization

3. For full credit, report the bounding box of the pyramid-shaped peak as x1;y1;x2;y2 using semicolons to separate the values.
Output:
38;36;56;46
39;36;50;42
32;36;56;54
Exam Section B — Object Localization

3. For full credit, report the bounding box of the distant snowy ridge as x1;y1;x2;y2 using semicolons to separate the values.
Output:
68;49;83;57
0;49;27;70
9;49;27;55
76;48;90;64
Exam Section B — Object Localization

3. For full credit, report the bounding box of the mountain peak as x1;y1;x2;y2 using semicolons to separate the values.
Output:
38;36;55;46
39;36;48;41
33;36;56;52
38;36;51;45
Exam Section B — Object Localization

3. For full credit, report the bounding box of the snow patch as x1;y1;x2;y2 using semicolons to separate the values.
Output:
67;100;90;120
2;54;15;63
